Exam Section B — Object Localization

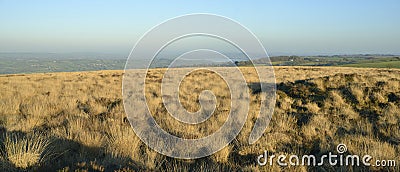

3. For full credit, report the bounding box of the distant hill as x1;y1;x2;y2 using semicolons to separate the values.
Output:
234;54;400;68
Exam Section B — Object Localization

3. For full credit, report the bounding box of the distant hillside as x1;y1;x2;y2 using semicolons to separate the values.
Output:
235;54;400;68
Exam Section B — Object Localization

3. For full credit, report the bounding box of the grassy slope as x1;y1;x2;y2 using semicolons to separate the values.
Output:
0;67;399;171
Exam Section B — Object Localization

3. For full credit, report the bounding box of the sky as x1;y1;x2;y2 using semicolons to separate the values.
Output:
0;0;399;56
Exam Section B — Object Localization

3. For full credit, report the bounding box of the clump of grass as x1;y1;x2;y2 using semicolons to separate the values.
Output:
0;132;54;170
144;147;161;170
105;123;142;164
211;145;232;163
304;102;320;114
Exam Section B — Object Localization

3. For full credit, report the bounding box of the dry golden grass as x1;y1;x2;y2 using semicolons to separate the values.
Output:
0;67;399;171
0;132;53;170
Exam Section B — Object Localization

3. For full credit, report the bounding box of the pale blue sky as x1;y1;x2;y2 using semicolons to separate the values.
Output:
0;0;399;55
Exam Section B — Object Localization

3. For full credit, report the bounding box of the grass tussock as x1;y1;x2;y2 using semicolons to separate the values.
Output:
0;132;54;170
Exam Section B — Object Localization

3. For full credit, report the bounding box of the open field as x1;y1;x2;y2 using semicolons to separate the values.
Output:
0;66;399;171
340;61;400;69
241;55;400;69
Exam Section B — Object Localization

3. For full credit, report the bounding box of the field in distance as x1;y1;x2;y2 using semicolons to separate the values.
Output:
0;66;399;171
1;53;399;74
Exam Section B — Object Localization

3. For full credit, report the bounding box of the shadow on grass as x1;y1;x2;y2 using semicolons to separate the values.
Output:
0;126;143;171
0;125;247;171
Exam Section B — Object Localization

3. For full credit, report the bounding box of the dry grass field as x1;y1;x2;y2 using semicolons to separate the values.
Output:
0;66;399;171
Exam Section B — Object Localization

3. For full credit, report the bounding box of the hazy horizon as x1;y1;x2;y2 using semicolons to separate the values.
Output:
1;0;399;56
1;52;399;59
